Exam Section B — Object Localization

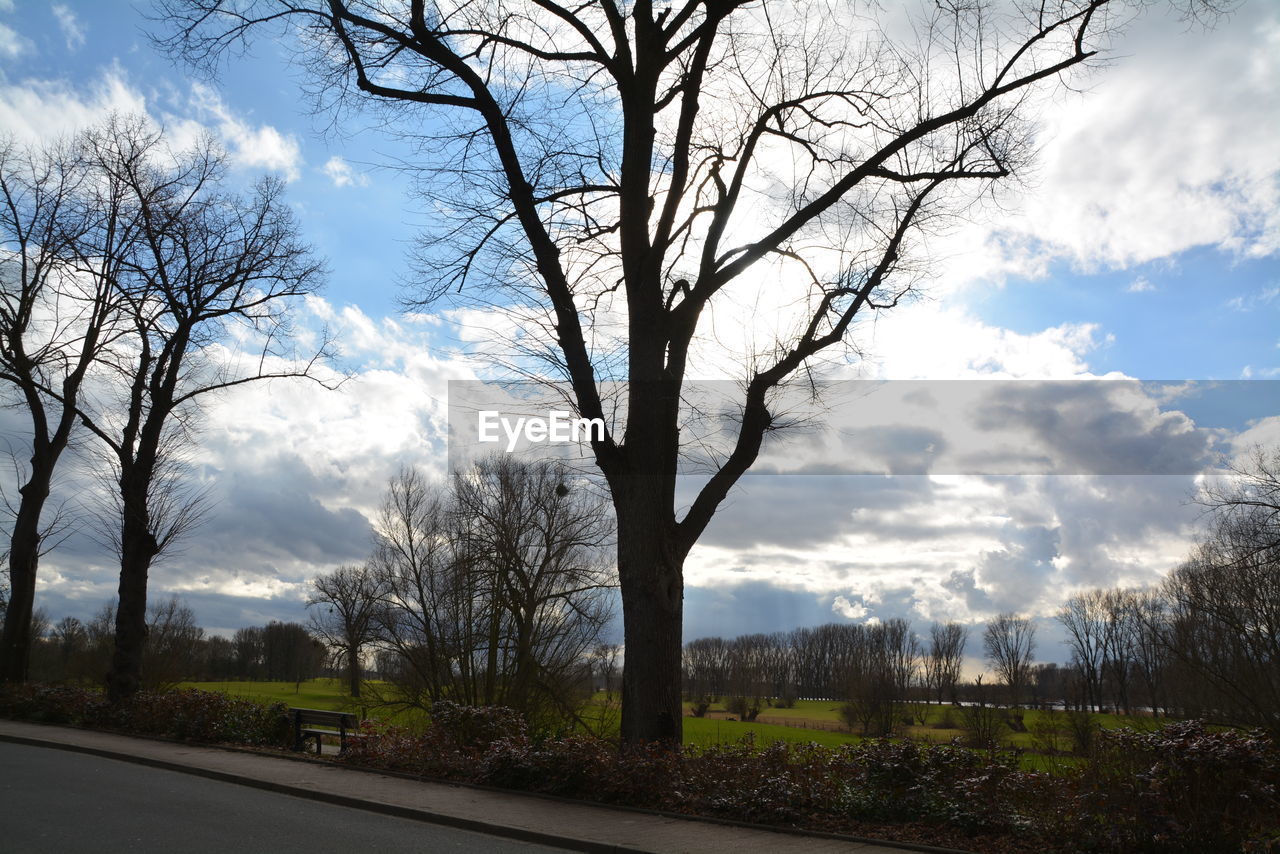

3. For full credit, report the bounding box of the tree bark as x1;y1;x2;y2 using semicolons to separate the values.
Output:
0;456;57;683
348;646;361;698
615;476;685;746
105;469;159;703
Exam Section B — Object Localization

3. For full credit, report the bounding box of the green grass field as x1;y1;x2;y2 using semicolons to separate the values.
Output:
182;679;431;728
185;679;1145;766
683;715;863;748
184;678;351;708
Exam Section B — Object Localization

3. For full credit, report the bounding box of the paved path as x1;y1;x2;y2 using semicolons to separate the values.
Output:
0;719;957;854
1;741;567;853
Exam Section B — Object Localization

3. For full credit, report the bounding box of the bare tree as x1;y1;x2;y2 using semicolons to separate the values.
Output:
925;621;967;705
368;466;465;707
1160;496;1280;735
308;563;384;698
682;635;726;714
0;131;128;682
1200;445;1280;537
260;621;326;687
724;632;770;721
142;595;205;690
50;615;88;681
156;0;1217;743
1128;588;1169;717
1058;590;1107;710
842;618;918;736
983;613;1036;707
372;459;614;729
68;117;328;702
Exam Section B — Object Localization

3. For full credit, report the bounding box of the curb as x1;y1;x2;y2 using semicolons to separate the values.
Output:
0;722;977;854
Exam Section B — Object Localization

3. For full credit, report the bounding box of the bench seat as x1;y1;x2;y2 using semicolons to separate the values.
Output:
290;707;365;755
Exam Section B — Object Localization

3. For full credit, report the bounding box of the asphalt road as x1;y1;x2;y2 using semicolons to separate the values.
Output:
0;742;572;853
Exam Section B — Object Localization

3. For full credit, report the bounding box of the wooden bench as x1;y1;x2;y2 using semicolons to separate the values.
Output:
290;707;363;755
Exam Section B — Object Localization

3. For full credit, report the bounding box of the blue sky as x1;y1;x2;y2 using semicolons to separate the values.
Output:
2;1;1279;671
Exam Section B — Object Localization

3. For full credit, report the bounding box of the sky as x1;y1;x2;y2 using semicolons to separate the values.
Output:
1;1;1278;673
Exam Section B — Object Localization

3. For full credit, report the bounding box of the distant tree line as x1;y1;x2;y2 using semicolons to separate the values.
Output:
681;448;1280;738
682;618;968;736
24;596;325;689
1054;446;1280;736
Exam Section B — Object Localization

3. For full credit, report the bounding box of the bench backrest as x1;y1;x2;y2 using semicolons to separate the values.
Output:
292;707;357;729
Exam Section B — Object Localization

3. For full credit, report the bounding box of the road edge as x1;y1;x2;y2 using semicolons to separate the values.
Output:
0;722;977;854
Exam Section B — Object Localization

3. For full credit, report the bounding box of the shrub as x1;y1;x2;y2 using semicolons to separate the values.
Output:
1029;708;1069;756
1065;708;1100;756
959;701;1003;748
725;695;761;722
0;683;289;747
429;700;526;750
1055;721;1280;853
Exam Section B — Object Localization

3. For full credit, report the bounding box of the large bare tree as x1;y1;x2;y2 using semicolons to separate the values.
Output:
1158;449;1280;735
71;118;328;702
156;0;1213;743
0;132;130;682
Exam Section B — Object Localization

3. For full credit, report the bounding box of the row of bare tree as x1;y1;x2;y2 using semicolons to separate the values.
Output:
21;596;325;690
0;118;326;698
1057;448;1280;735
682;618;973;735
677;449;1280;737
307;457;617;731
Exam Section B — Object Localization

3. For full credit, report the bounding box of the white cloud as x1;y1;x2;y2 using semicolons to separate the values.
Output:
997;6;1280;269
1226;285;1280;312
51;4;85;51
0;21;26;59
186;83;303;181
832;595;870;620
1127;276;1156;293
0;71;303;183
0;68;147;143
910;5;1280;300
322;156;367;188
857;302;1114;380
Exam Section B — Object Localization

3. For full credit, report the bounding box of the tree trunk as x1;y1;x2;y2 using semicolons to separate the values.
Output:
0;461;54;684
106;475;159;703
616;477;684;746
348;647;361;698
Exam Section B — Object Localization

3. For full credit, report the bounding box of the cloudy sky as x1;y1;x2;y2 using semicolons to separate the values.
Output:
2;1;1278;671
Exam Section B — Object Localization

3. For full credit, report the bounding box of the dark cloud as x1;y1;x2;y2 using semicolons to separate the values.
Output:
687;474;935;550
193;452;373;567
968;382;1215;475
683;582;845;640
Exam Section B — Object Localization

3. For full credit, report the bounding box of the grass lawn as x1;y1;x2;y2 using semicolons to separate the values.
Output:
683;715;863;748
183;679;431;728
183;678;351;709
184;680;1147;767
